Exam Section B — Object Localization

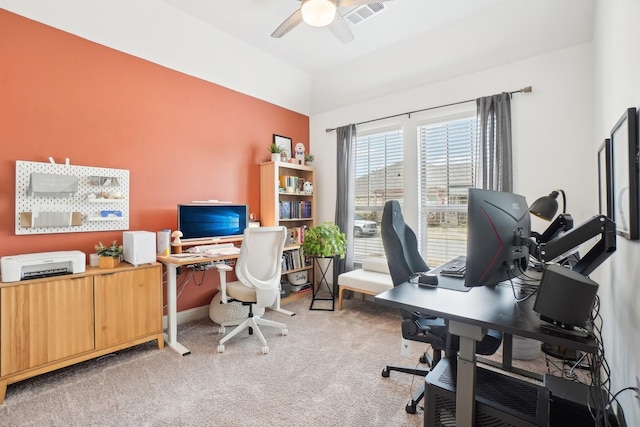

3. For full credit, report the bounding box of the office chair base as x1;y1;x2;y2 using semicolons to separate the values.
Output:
382;366;430;377
217;316;287;354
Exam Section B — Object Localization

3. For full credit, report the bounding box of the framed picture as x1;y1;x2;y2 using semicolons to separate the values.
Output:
273;134;292;159
597;138;612;218
610;107;639;240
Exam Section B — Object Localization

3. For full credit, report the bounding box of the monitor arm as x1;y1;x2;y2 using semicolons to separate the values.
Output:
537;215;616;276
532;213;574;244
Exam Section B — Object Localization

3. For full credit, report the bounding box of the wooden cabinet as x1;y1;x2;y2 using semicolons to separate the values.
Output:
260;161;316;278
1;276;94;376
94;266;163;349
0;263;163;403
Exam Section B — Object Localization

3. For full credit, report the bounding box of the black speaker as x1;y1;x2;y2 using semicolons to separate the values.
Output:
533;264;598;329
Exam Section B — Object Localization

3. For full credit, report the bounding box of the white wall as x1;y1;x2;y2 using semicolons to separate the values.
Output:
311;43;595;233
0;0;312;115
593;1;640;425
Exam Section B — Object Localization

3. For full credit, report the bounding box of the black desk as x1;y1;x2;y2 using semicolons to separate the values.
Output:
375;279;598;427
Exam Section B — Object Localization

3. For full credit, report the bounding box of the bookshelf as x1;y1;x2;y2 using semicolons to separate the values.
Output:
260;161;315;292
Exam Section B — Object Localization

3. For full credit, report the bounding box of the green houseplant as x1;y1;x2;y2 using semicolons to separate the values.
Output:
268;143;283;162
301;222;347;259
304;153;314;165
95;240;124;268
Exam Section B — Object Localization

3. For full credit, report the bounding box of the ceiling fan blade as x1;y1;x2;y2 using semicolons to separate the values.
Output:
328;13;354;44
337;0;392;7
271;9;304;38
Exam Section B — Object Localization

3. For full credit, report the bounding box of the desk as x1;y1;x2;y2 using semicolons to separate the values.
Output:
157;253;294;356
375;279;598;427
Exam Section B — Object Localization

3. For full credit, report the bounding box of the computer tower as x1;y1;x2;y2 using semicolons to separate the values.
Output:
544;374;619;427
123;231;156;266
425;358;549;427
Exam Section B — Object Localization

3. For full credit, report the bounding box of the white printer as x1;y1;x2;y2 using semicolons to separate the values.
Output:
1;250;86;282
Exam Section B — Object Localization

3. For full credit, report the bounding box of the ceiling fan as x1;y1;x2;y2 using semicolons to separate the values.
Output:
271;0;392;44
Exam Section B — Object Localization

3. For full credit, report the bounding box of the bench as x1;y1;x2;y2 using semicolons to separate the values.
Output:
337;258;393;310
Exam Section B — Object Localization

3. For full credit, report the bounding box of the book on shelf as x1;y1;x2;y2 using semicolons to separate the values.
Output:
281;247;307;272
279;201;312;220
287;226;307;245
290;282;312;293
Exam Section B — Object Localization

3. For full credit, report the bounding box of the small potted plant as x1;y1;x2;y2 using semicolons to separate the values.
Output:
268;143;283;162
301;222;347;259
95;240;124;269
304;153;314;165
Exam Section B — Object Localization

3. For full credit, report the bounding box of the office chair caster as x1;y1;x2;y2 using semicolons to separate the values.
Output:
381;367;390;377
282;328;288;336
217;344;225;353
406;400;417;414
262;346;269;354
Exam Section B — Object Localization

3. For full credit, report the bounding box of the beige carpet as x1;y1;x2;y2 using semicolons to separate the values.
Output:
0;296;434;426
0;294;568;426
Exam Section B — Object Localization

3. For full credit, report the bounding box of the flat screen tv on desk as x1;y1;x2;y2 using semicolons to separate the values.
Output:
177;204;248;240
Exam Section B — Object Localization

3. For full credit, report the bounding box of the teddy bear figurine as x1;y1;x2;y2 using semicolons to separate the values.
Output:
294;142;305;165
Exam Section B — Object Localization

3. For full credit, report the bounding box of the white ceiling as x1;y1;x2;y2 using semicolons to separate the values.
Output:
0;0;596;114
161;0;508;75
161;0;595;77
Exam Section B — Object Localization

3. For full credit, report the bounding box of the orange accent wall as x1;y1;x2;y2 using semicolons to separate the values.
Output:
0;10;309;311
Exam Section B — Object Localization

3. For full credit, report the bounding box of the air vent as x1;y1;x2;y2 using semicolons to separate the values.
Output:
344;2;387;25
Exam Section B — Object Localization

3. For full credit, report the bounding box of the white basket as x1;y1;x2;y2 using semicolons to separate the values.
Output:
287;270;308;285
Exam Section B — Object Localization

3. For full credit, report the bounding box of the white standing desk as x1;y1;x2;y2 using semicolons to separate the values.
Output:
157;249;294;356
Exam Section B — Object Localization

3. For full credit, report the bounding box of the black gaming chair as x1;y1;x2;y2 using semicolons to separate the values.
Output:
380;200;502;414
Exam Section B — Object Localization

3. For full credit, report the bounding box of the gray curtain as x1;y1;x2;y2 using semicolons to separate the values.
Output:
476;92;513;192
334;124;356;289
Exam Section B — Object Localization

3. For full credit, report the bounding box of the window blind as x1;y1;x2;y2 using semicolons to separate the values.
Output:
418;116;477;266
353;127;403;260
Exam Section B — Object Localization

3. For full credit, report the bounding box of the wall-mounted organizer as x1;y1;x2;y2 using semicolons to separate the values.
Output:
15;160;130;235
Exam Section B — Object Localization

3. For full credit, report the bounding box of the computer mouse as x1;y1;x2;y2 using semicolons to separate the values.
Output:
418;273;439;287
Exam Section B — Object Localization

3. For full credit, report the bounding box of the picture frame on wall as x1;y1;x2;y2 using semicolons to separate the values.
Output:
610;107;639;240
273;134;292;160
598;138;612;218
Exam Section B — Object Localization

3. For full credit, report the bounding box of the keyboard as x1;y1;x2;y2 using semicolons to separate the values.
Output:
439;255;466;278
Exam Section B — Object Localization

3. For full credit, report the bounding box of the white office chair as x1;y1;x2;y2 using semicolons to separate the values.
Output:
214;226;288;354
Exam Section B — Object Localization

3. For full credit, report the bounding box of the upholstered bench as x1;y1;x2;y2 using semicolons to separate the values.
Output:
337;258;393;310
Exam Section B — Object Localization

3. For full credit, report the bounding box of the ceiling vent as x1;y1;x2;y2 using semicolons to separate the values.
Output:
344;2;387;25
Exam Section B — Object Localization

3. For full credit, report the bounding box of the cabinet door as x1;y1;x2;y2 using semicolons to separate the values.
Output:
1;277;94;376
94;265;162;349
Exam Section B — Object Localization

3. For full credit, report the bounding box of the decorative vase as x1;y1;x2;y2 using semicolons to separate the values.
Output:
99;256;120;269
271;153;280;162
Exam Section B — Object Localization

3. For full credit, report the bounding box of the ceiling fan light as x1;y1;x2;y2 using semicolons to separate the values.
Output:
301;0;337;27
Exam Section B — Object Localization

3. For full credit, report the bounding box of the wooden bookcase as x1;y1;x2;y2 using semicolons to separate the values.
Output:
259;161;316;289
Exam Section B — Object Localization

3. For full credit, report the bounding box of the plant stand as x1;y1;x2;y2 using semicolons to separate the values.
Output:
309;256;336;311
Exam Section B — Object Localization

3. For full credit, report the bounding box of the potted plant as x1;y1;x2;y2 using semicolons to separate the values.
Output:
268;143;283;162
95;240;124;268
301;222;347;259
304;153;314;165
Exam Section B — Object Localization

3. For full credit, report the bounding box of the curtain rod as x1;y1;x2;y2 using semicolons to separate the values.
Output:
325;86;532;133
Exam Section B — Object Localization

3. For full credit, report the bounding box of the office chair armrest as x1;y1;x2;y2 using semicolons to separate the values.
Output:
214;263;233;304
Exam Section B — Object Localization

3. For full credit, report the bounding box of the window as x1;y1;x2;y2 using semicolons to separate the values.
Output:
418;115;477;266
351;109;476;267
353;126;403;261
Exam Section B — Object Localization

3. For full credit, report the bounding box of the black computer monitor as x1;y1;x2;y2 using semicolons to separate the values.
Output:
465;188;531;287
177;204;248;240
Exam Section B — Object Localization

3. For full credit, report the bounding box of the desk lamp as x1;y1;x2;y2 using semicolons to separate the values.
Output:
529;189;565;220
529;189;573;246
